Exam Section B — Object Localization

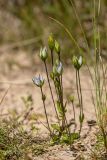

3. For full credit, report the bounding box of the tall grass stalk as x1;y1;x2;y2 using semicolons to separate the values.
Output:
49;17;83;55
67;0;90;55
92;0;107;152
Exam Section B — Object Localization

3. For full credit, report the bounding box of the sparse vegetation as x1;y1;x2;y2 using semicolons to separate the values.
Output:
1;0;107;160
0;106;47;160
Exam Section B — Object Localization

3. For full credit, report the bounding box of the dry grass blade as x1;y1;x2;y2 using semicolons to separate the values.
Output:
49;16;83;55
67;0;90;55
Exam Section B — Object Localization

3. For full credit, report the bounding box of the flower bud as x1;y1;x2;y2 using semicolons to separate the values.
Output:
48;33;55;51
78;56;83;67
32;75;44;87
40;47;48;62
50;72;54;80
72;56;83;70
55;40;60;55
72;56;78;69
53;61;63;76
57;62;63;75
69;95;74;103
42;94;46;101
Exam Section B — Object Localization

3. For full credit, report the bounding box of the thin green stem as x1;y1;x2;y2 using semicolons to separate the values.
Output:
86;63;94;84
76;70;84;134
56;76;66;130
71;101;76;132
58;52;61;61
76;70;81;109
77;70;83;114
65;116;72;150
86;63;97;116
51;50;54;67
44;61;59;123
58;53;64;105
78;70;84;133
76;70;81;133
40;87;52;136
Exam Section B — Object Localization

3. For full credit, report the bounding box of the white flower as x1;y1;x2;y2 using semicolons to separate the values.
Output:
72;55;83;70
57;62;63;75
32;75;44;87
53;61;63;76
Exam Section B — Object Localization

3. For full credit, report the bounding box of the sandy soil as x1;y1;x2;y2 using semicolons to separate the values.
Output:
0;51;97;159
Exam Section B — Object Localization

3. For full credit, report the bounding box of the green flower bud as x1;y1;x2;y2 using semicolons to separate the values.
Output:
55;40;60;54
40;47;48;62
42;94;46;101
55;59;59;66
72;56;78;69
69;95;74;103
72;56;83;70
50;72;54;80
48;33;55;51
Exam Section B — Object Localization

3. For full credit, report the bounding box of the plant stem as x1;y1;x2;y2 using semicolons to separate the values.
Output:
57;76;68;132
76;70;81;106
72;101;76;122
58;53;61;61
77;70;83;115
71;101;77;132
51;50;54;67
65;116;72;150
76;70;84;134
58;52;64;108
77;70;84;134
100;126;107;153
44;61;59;123
40;87;52;136
76;70;81;113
